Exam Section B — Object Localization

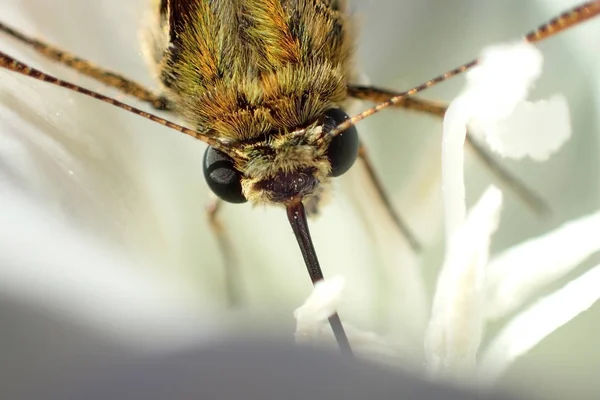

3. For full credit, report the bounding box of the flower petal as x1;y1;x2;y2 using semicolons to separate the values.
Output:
465;42;571;161
478;96;571;161
294;276;345;343
425;186;503;377
486;210;600;320
465;42;543;127
0;188;219;350
294;276;410;365
441;96;471;237
480;264;600;382
442;42;547;238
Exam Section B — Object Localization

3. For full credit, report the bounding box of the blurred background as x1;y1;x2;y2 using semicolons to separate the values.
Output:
0;0;599;398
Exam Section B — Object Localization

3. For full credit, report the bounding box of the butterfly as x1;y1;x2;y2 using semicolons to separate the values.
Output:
1;0;598;355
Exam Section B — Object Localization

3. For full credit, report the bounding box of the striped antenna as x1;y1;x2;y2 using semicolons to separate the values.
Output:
331;0;600;137
0;51;232;154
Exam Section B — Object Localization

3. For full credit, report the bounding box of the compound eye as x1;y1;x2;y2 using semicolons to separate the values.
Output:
203;146;247;204
324;108;359;177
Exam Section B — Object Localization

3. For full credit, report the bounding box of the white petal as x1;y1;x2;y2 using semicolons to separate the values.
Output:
465;42;543;127
425;186;503;377
480;264;600;382
441;96;471;238
293;278;405;365
474;95;571;161
486;210;600;320
294;276;345;342
441;42;544;238
0;189;219;350
339;324;412;369
465;43;571;161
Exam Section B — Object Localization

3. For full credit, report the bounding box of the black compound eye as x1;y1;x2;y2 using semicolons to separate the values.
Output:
203;146;247;204
324;108;359;177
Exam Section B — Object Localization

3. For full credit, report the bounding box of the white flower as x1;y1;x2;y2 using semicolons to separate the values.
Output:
295;276;346;343
1;1;600;398
295;38;600;393
425;186;502;378
442;41;570;238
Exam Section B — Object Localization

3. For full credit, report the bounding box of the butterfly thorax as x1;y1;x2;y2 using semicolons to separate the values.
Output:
143;0;353;205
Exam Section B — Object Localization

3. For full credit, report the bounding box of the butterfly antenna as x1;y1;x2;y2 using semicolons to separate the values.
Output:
0;51;231;153
332;0;600;136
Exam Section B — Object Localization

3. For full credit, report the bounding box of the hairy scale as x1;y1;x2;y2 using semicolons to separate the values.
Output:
144;0;354;204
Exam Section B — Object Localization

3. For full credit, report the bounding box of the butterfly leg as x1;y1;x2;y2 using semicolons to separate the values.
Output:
207;197;242;307
347;84;549;215
356;142;421;252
